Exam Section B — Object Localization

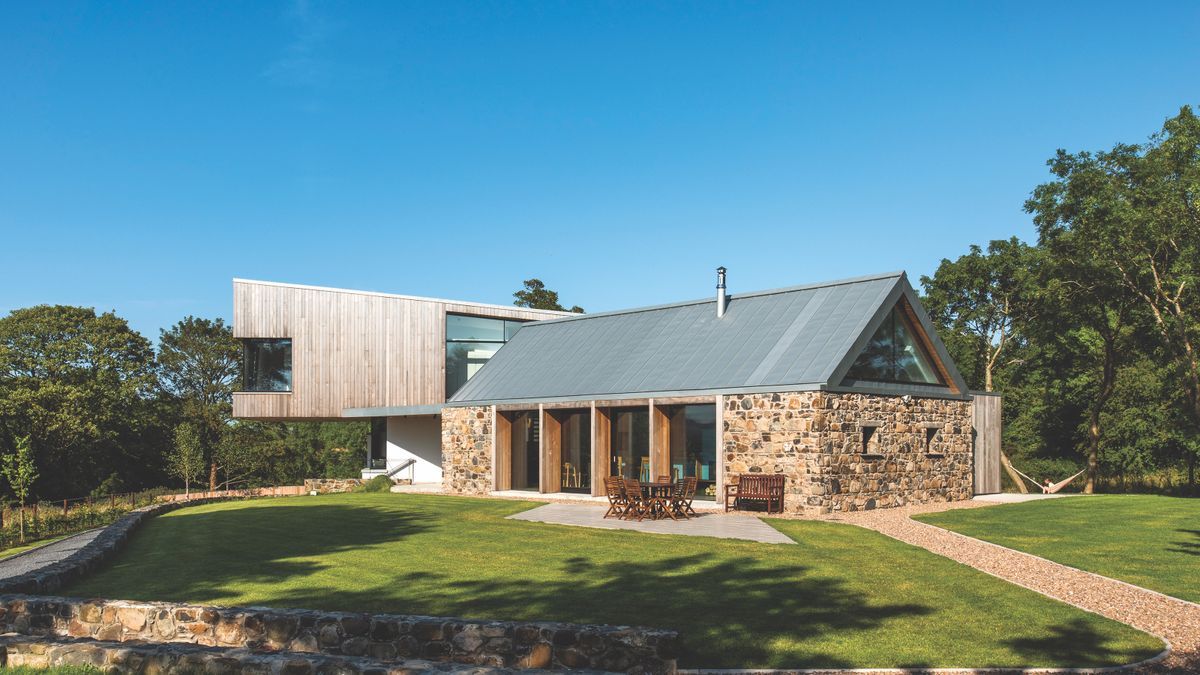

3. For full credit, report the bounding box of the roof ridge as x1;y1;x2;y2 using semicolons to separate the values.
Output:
523;271;906;327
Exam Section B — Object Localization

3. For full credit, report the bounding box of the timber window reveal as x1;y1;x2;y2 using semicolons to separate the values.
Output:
242;339;292;392
845;305;944;385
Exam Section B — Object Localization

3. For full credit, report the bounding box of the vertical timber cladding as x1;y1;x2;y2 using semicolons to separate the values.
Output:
971;393;1002;494
441;405;494;495
722;391;973;515
231;280;563;419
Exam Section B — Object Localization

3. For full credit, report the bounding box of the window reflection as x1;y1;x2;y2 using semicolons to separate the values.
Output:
445;314;527;397
242;339;292;392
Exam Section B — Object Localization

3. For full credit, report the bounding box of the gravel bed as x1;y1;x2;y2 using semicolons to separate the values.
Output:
823;503;1197;674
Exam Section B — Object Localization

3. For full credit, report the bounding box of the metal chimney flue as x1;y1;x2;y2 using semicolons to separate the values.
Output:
716;266;728;318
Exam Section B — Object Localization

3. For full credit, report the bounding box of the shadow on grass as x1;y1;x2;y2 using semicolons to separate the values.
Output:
1169;529;1200;556
230;549;932;668
76;503;432;604
1002;618;1154;668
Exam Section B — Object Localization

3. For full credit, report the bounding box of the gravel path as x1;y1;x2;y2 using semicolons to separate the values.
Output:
0;528;105;581
826;503;1198;673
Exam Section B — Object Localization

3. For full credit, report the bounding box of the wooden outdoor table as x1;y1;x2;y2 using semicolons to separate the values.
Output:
641;481;676;520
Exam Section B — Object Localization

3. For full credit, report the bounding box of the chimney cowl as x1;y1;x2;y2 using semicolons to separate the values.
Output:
716;267;728;318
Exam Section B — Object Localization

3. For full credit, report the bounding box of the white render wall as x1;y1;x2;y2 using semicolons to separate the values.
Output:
385;415;443;483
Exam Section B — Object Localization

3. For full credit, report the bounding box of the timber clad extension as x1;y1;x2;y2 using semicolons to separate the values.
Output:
233;271;1001;511
232;280;568;419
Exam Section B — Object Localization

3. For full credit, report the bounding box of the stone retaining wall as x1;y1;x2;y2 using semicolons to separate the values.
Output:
0;634;576;674
723;392;972;515
0;595;678;673
303;478;366;494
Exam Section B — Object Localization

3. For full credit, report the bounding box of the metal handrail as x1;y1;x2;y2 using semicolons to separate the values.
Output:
386;458;417;478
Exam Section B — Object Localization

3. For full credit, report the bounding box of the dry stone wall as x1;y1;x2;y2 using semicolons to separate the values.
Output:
442;406;494;495
303;478;366;494
0;595;678;674
723;392;972;515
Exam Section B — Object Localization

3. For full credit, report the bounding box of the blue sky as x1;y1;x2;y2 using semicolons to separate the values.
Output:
2;1;1197;342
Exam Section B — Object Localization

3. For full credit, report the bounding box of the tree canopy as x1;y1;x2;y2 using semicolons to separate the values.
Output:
513;279;584;313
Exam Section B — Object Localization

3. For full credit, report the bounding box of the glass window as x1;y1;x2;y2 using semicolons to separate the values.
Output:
844;306;943;385
242;339;292;392
667;404;718;499
558;410;591;493
610;408;650;481
445;314;527;397
447;314;506;341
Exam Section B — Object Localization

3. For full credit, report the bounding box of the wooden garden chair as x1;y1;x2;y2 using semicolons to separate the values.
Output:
673;476;698;518
621;478;650;521
603;476;627;519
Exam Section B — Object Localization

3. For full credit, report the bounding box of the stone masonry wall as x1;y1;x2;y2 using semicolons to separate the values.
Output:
442;406;494;495
723;392;973;515
0;595;678;673
304;478;366;494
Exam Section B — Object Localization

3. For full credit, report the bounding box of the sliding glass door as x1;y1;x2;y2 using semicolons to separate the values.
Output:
610;407;650;482
667;404;717;499
557;410;591;493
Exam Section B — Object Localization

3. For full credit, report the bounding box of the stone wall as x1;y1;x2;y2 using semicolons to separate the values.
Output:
723;392;973;515
0;595;678;673
0;498;229;597
442;406;494;495
304;478;366;494
0;633;545;675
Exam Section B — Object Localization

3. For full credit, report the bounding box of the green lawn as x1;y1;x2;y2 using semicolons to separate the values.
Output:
67;494;1161;669
916;494;1200;604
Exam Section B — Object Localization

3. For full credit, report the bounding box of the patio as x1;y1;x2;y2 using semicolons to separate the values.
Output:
506;502;795;544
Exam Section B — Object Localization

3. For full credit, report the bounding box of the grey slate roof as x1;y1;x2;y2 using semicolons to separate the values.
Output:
448;272;969;405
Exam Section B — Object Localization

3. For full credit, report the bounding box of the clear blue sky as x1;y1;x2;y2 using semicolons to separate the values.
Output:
2;1;1197;342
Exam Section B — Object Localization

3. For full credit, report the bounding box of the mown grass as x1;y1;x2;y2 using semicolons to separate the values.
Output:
916;494;1200;603
67;493;1161;669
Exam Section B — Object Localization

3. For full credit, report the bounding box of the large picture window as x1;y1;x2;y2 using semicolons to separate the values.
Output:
844;306;943;385
242;339;292;392
445;314;527;397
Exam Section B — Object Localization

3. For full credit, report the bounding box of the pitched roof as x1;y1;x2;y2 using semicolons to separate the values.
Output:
447;271;968;405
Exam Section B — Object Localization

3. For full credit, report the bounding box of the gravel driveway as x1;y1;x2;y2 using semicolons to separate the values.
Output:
826;502;1198;673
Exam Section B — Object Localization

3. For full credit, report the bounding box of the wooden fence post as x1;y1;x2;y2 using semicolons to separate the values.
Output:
63;499;68;515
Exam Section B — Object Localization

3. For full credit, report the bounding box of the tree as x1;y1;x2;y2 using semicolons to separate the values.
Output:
1027;105;1200;490
158;317;239;491
1;435;39;543
921;238;1039;492
0;305;163;498
1031;219;1138;493
513;279;584;313
920;238;1038;393
168;423;206;498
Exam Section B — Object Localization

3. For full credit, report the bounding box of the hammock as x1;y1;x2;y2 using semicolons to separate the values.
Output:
1004;459;1087;494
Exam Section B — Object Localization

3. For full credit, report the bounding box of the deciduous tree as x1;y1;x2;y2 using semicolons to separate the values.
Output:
1;435;39;543
1027;105;1200;489
513;279;584;313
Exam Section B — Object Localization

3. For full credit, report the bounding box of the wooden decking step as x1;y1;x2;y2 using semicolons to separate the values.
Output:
0;633;612;674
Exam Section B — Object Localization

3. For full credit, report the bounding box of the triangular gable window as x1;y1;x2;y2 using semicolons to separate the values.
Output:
844;304;945;385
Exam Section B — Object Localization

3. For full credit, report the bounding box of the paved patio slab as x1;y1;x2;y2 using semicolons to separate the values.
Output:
506;503;795;544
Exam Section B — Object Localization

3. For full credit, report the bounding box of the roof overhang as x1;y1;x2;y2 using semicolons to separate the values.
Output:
342;404;445;418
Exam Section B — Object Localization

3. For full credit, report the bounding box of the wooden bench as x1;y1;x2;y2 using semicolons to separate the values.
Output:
724;474;786;514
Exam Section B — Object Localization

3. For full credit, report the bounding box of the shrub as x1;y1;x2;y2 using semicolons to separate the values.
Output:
356;475;394;493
